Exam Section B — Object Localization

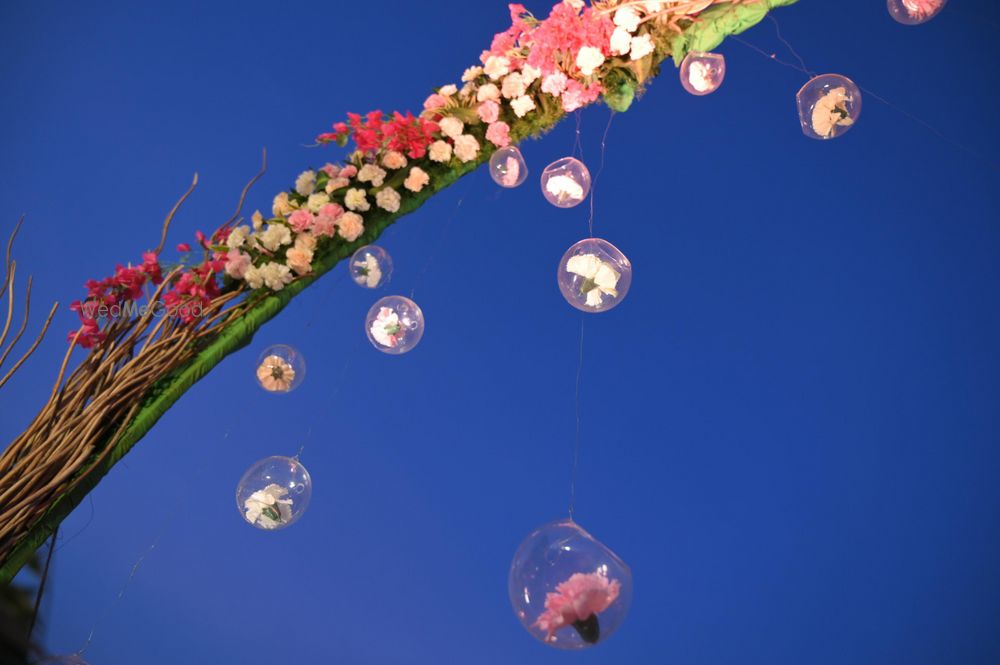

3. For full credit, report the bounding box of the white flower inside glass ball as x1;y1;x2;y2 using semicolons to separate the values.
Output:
366;295;425;355
680;51;726;96
558;238;632;313
541;157;591;208
887;0;947;24
350;244;393;289
236;455;312;530
509;519;633;649
796;74;862;140
255;344;306;393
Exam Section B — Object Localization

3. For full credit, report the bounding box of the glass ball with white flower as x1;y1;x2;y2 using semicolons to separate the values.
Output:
887;0;947;24
350;245;393;289
365;295;425;355
509;519;633;649
541;157;591;208
558;238;632;313
255;344;305;393
680;51;726;96
489;146;529;188
796;74;862;140
236;455;312;531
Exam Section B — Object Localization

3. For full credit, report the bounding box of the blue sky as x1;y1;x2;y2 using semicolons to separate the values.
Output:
1;1;999;663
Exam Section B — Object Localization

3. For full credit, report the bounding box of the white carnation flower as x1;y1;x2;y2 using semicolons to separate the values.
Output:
453;134;480;163
375;187;401;213
439;116;464;139
258;224;292;252
483;55;510;80
244;265;264;290
294;170;316;196
429;140;453;163
260;261;293;291
576;46;605;77
630;34;654;61
306;192;329;213
521;64;541;86
610;27;632;56
510;95;536;118
243;483;294;528
501;72;526;99
251;210;264;231
438;84;458;96
358;164;387;187
226;224;250;249
566;253;621;308
404;167;430;193
345;188;371;212
614;6;641;33
381;151;408;170
462;66;484;82
477;83;501;103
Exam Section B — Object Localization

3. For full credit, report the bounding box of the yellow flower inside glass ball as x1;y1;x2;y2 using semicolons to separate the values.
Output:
558;238;632;313
350;244;393;289
365;295;425;355
680;51;726;96
796;74;862;140
541;157;591;208
255;344;305;393
887;0;947;24
489;146;529;188
236;455;312;530
508;519;633;649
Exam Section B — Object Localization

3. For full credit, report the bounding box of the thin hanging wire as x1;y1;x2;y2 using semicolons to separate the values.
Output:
295;335;365;461
587;111;615;238
768;14;816;78
573;110;585;160
26;526;58;645
732;25;1000;171
410;178;473;300
568;315;585;522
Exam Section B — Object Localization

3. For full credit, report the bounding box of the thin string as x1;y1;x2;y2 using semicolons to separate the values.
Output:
26;526;58;645
74;429;233;656
731;32;1000;171
573;110;584;160
568;315;585;521
295;336;364;460
410;179;473;300
768;14;816;78
587;111;615;238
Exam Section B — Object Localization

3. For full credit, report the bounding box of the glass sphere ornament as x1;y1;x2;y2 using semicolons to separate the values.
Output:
796;74;862;140
236;455;312;530
489;146;529;188
365;295;424;354
255;344;305;393
36;656;88;665
350;245;393;289
540;157;590;208
558;238;632;313
509;519;632;649
680;51;726;95
887;0;946;24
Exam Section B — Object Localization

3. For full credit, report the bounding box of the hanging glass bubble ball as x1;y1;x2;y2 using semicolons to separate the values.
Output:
540;157;591;208
236;455;312;530
489;146;529;188
255;344;305;393
37;656;89;665
350;245;393;289
365;295;425;355
558;238;632;313
680;51;726;95
509;519;633;649
887;0;947;24
796;74;862;140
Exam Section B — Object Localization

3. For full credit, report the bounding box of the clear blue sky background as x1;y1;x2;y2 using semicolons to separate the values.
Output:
2;1;999;663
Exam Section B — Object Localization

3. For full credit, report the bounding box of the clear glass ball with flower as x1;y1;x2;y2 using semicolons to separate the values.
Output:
255;344;306;393
350;245;393;289
887;0;947;24
557;238;632;313
365;295;425;355
541;157;591;208
236;455;312;531
489;146;529;188
509;519;633;649
680;51;726;95
796;74;862;140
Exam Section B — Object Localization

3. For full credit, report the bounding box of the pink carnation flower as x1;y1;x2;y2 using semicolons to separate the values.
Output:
534;571;620;644
486;121;511;148
288;209;314;233
541;71;568;96
478;100;500;124
424;93;448;110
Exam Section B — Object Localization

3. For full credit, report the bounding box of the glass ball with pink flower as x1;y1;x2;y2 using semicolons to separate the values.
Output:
365;295;425;355
508;519;633;649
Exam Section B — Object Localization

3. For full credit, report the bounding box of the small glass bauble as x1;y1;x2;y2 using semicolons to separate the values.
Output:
350;245;393;289
489;146;529;188
558;238;632;313
680;51;726;95
541;157;591;208
887;0;947;24
509;519;633;649
255;344;305;393
236;455;312;530
365;295;425;355
796;74;862;140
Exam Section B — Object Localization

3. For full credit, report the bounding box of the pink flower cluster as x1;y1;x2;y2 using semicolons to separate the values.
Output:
318;110;440;159
534;571;621;642
69;251;163;347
